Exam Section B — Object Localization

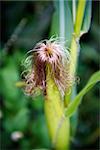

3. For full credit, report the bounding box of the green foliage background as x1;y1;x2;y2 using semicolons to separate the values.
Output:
0;1;99;150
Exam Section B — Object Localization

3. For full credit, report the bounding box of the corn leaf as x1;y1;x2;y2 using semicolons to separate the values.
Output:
50;0;73;46
65;71;100;118
81;0;92;35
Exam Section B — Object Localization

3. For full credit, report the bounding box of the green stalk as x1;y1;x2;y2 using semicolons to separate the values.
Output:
70;0;86;81
44;67;70;150
65;0;86;105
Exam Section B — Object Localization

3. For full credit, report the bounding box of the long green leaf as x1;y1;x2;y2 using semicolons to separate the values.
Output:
73;0;92;37
50;0;73;46
81;0;92;35
65;71;100;117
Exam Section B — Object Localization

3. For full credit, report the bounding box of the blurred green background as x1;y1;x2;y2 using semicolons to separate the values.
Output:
0;1;99;150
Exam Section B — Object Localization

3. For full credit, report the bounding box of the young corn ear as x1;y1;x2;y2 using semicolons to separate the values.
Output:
45;66;70;149
22;38;72;149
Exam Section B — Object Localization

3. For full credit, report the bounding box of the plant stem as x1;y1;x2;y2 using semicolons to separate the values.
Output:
65;0;86;105
71;0;86;78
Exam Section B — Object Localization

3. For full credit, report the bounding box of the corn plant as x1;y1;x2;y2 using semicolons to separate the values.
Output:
22;0;100;149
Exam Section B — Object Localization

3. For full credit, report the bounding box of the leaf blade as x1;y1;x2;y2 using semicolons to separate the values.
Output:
65;71;100;117
81;0;92;35
50;0;73;46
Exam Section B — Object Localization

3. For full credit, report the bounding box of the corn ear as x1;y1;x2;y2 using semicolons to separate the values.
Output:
44;67;70;150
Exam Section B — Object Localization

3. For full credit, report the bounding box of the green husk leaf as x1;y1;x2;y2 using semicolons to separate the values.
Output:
44;66;70;150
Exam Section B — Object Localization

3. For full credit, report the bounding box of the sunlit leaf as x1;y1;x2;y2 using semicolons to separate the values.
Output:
65;71;100;117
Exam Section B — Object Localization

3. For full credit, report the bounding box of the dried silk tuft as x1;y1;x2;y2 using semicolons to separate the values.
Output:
22;37;73;97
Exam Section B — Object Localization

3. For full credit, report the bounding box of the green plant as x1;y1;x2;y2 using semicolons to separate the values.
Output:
21;0;99;150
